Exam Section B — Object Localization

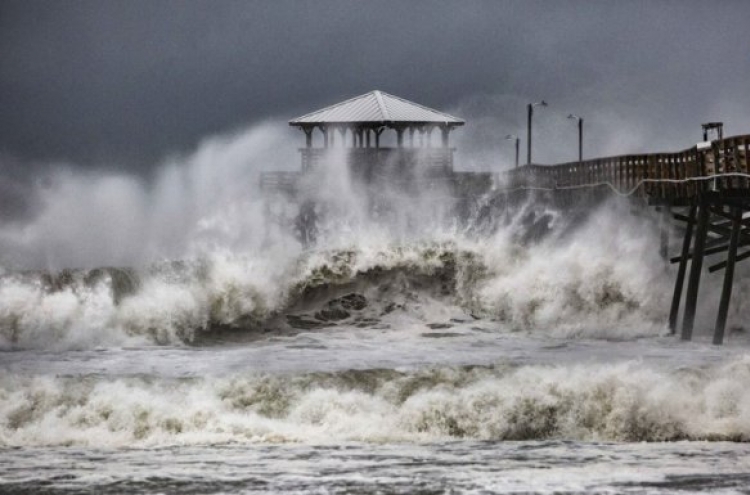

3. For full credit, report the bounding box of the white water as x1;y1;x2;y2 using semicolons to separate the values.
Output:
5;346;750;448
2;123;750;493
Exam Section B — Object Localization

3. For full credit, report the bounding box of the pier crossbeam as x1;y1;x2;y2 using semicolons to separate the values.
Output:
667;190;750;344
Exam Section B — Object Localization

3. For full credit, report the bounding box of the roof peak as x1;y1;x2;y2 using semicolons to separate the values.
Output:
290;90;464;126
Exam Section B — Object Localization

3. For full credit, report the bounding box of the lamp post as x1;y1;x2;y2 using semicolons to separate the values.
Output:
567;114;583;163
527;100;547;165
505;134;520;168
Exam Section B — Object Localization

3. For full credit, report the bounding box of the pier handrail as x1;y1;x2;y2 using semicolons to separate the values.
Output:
504;133;750;202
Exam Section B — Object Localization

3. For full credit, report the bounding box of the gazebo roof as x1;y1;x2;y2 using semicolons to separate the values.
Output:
289;90;464;127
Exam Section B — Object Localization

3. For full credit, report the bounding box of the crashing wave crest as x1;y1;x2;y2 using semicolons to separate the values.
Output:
0;221;673;350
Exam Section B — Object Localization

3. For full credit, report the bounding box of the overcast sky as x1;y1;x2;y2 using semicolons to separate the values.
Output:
2;0;749;173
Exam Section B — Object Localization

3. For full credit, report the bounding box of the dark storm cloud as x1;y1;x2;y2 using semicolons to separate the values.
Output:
1;0;749;172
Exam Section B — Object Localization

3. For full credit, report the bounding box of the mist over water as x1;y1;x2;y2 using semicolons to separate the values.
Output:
0;123;300;270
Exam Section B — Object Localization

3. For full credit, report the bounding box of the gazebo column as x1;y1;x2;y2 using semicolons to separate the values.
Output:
338;127;347;148
321;126;329;148
396;127;405;148
425;125;435;147
409;128;415;147
441;125;450;148
303;126;313;148
366;129;371;148
375;127;384;148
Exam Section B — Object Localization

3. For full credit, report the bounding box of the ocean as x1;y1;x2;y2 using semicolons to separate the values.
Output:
2;148;750;494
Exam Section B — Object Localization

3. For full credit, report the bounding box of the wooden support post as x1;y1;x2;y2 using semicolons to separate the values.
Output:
659;206;670;261
713;207;742;345
682;197;710;340
441;126;449;148
669;203;696;333
397;128;404;148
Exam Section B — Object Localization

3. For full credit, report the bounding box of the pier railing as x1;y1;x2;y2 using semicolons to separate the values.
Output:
505;134;750;204
300;148;455;172
259;171;299;196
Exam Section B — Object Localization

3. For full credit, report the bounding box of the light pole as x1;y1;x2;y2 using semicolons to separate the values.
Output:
527;100;547;165
567;114;583;163
505;134;520;168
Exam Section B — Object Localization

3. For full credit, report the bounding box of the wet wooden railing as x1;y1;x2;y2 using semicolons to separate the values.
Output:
505;134;750;204
259;171;299;196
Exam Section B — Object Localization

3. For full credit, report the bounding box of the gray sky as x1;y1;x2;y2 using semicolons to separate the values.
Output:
1;0;749;172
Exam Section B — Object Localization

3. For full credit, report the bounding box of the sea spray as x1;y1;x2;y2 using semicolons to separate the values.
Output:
0;220;683;350
3;202;720;349
0;123;300;270
478;200;671;337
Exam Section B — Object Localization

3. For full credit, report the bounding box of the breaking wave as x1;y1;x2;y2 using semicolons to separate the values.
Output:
4;357;750;447
0;201;680;350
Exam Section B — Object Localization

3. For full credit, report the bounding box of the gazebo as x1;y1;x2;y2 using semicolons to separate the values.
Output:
289;90;464;173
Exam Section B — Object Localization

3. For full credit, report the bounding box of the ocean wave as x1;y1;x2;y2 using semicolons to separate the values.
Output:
0;242;667;350
5;197;747;349
4;358;750;447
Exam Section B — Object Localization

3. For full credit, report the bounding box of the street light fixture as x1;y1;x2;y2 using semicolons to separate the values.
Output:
505;134;520;168
567;114;583;163
527;100;548;165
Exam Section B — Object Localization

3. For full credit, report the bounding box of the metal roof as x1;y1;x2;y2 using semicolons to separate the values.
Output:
289;90;464;126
